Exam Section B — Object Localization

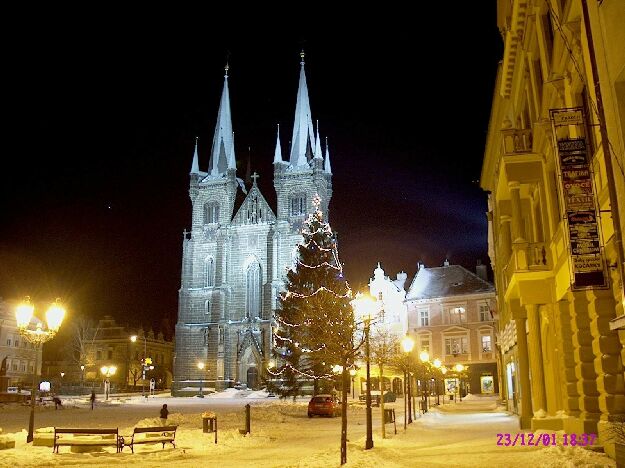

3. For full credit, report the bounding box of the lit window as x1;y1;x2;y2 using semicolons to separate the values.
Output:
481;335;492;352
204;202;220;224
479;304;491;321
445;337;468;355
289;195;306;216
448;307;466;324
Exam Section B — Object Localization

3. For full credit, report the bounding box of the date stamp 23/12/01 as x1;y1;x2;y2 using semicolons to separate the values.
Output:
496;433;596;447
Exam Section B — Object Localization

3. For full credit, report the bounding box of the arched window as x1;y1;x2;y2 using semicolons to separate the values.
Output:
204;299;210;315
289;193;306;216
204;202;220;224
246;261;261;319
205;257;215;287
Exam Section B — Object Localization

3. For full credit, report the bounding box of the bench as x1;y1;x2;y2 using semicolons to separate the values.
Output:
122;426;177;453
53;428;121;453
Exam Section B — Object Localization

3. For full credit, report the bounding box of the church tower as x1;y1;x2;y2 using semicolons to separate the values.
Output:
173;55;333;395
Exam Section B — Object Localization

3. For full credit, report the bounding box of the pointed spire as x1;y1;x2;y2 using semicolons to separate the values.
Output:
324;136;332;174
273;124;283;164
208;63;236;177
191;136;200;174
313;120;322;159
289;50;315;168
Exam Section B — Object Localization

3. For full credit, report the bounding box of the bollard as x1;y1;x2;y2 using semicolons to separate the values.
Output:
245;404;251;434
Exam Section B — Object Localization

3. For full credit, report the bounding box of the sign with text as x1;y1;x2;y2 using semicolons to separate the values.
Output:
550;107;607;289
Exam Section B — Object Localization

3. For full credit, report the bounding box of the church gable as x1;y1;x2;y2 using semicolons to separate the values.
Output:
232;180;276;226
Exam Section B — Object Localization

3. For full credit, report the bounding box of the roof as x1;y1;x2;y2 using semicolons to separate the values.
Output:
405;265;494;300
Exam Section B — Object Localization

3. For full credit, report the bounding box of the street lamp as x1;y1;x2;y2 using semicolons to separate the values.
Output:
131;334;149;397
401;335;414;427
419;350;430;413
454;363;465;402
197;362;205;398
349;369;357;400
15;297;65;443
432;359;442;405
441;366;447;404
100;366;117;400
80;365;85;390
351;292;378;450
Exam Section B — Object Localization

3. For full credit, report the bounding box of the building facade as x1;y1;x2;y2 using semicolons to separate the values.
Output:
80;316;174;390
481;0;625;457
0;298;41;391
404;263;499;395
173;55;333;394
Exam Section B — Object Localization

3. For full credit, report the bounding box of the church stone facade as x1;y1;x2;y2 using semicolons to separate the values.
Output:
173;55;333;394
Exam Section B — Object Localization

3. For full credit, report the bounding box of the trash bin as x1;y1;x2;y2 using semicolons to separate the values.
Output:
202;412;216;433
383;408;395;423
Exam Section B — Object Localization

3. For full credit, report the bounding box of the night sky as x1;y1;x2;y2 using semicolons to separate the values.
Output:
1;6;502;334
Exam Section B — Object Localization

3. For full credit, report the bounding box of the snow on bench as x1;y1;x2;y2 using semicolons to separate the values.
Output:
53;428;121;453
122;426;177;453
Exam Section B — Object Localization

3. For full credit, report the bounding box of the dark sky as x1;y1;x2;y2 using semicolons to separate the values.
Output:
1;6;502;332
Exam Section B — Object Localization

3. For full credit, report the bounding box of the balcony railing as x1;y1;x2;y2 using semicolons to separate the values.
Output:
502;128;533;155
510;241;549;272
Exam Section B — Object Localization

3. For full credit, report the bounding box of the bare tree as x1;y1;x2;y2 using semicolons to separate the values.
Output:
64;317;99;369
370;327;400;439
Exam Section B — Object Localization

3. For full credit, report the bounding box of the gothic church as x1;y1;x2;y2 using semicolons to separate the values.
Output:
173;54;333;394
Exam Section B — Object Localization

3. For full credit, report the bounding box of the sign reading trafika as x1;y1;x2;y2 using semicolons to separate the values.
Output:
550;107;607;289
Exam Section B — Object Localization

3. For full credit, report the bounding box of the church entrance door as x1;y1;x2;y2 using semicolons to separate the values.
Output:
247;367;259;389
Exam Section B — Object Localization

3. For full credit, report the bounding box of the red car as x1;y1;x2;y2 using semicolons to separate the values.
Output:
308;394;341;418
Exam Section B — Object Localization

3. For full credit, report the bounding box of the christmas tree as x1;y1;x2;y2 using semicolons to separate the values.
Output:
272;195;353;398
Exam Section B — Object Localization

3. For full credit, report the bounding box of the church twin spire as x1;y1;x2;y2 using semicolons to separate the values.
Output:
207;64;236;177
193;55;332;176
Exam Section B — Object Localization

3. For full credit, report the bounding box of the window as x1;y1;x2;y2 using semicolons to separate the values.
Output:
448;307;466;324
20;362;26;372
96;351;102;360
445;337;468;355
107;350;113;359
204;202;220;224
12;362;18;371
420;338;430;353
205;257;215;287
14;339;19;347
289;194;306;216
219;326;225;344
479;303;491;322
481;335;492;353
29;363;34;373
246;262;262;319
6;338;10;346
418;308;430;327
204;300;210;315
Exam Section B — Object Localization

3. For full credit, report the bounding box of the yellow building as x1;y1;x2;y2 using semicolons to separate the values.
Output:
481;0;625;457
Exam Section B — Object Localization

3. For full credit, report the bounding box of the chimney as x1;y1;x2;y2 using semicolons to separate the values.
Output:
394;271;408;291
443;259;450;267
476;259;488;281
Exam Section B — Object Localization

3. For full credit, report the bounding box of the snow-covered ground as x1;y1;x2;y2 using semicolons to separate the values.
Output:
0;392;615;467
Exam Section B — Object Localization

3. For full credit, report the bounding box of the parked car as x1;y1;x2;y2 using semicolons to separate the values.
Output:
308;394;341;418
359;390;396;406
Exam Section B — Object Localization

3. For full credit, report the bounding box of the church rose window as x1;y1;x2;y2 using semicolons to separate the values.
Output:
204;202;220;224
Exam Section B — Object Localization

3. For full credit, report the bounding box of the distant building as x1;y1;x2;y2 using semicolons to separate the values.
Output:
0;298;41;391
404;262;498;395
77;316;174;390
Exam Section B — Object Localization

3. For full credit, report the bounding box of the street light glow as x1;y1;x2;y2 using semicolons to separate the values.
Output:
433;358;442;368
130;335;138;343
15;299;34;328
401;335;415;353
454;363;465;373
197;362;205;370
45;299;66;331
420;350;430;363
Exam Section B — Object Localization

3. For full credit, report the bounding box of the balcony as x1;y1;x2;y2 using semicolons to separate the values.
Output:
501;128;533;155
502;241;552;299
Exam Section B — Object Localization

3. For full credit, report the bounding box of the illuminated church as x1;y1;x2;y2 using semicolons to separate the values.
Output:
172;54;333;394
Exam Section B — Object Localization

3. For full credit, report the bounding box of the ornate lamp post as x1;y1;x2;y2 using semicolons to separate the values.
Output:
349;368;357;400
100;366;117;400
419;350;430;413
80;365;85;390
351;292;378;450
401;335;414;427
15;297;66;443
441;366;447;404
197;362;205;398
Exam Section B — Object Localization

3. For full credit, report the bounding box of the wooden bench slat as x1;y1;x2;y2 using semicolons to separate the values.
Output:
53;427;121;454
125;425;178;453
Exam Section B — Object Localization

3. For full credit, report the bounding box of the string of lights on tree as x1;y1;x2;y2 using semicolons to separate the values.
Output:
270;195;356;389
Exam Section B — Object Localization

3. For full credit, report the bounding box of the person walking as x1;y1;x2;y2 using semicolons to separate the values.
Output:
53;395;62;410
90;390;96;410
160;403;169;425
